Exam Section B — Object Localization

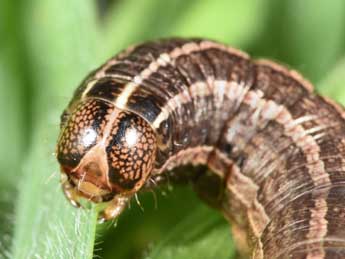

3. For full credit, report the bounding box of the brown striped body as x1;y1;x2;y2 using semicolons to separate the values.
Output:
56;38;345;258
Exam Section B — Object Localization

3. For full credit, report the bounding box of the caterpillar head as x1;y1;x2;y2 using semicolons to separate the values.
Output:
56;98;157;216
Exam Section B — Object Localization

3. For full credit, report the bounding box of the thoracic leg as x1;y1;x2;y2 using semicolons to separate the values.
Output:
61;173;81;208
97;194;131;223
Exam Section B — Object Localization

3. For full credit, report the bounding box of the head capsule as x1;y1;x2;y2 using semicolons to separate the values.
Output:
56;98;157;209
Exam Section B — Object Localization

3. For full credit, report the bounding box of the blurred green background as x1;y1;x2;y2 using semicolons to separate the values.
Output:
1;0;345;258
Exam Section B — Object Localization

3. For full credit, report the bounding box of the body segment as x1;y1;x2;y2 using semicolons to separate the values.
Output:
56;38;345;258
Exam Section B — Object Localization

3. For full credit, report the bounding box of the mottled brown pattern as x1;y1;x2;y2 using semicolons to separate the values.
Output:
56;38;345;258
105;111;156;192
57;99;113;168
86;77;128;101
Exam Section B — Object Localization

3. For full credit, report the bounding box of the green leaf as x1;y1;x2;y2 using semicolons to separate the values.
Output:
279;0;345;81
146;205;234;259
10;1;103;258
0;1;32;257
103;0;170;52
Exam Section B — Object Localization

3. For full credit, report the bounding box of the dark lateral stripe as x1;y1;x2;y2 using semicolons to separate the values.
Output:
324;185;345;241
126;93;163;123
254;61;311;108
255;59;314;93
85;77;128;101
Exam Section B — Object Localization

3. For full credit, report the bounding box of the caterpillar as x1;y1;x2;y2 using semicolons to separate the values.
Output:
56;38;345;258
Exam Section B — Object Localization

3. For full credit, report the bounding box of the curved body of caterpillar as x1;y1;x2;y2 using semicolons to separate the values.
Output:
56;38;345;258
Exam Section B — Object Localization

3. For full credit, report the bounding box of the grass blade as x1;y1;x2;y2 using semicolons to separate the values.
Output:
11;1;104;258
0;1;33;257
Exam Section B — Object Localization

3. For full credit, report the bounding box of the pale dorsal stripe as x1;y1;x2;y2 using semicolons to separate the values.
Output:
152;79;250;129
114;40;249;109
81;79;98;100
